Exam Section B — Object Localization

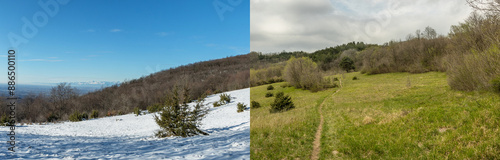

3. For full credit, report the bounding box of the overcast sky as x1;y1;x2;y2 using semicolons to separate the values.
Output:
251;0;473;53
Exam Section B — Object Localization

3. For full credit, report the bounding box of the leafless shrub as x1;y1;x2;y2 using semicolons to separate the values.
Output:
283;57;323;91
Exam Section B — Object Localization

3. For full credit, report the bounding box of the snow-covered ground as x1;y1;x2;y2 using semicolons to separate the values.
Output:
0;88;250;159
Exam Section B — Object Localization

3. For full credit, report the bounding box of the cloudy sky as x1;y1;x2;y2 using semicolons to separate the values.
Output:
251;0;473;53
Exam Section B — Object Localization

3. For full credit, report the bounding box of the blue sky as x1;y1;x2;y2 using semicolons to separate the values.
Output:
0;0;249;85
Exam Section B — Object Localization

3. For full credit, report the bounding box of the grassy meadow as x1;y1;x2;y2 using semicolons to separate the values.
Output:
251;72;500;159
250;83;338;159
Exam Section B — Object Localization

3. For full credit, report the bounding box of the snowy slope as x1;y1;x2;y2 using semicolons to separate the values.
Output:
0;88;250;159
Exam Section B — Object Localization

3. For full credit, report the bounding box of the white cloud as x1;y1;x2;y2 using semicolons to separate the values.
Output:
156;32;172;37
110;29;123;32
251;0;473;53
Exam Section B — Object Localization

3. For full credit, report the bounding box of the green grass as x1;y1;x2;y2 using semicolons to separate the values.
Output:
250;82;337;159
320;72;500;159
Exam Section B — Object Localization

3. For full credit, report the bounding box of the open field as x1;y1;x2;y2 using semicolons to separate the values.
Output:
251;72;500;159
250;83;337;159
320;72;500;159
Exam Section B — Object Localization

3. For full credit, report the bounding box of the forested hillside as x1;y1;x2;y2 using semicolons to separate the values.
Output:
1;54;249;123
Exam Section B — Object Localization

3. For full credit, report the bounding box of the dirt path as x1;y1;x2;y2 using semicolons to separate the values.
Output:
311;80;341;160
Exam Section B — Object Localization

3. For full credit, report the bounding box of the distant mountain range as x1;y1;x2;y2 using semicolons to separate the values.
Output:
36;81;121;88
66;81;121;87
0;81;121;98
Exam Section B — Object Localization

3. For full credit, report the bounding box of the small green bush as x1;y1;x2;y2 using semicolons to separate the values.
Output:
333;77;339;81
90;110;99;119
213;101;222;107
118;111;125;115
267;85;274;90
0;114;9;126
237;103;247;113
81;113;89;120
491;77;500;93
47;113;58;122
154;85;208;137
353;76;359;80
265;92;274;97
251;100;261;108
69;111;82;122
147;103;162;113
265;77;284;84
270;92;295;113
219;93;231;104
134;107;141;116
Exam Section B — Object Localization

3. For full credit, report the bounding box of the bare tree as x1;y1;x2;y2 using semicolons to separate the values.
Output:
467;0;500;13
415;29;422;39
50;83;78;118
283;57;323;90
406;33;415;41
423;26;437;39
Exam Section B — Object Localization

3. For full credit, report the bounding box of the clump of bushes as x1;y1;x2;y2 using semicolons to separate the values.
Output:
250;65;285;87
283;57;324;91
251;101;261;109
213;101;222;107
81;113;89;120
321;77;339;89
265;92;274;97
267;85;274;90
147;103;162;113
90;110;99;119
47;113;58;122
134;107;141;116
352;76;359;80
69;111;87;122
69;112;79;122
253;77;284;86
237;103;247;113
213;93;232;107
219;93;231;104
270;92;295;113
1;114;10;126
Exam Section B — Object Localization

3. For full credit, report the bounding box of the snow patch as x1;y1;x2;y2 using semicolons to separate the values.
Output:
0;88;250;159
